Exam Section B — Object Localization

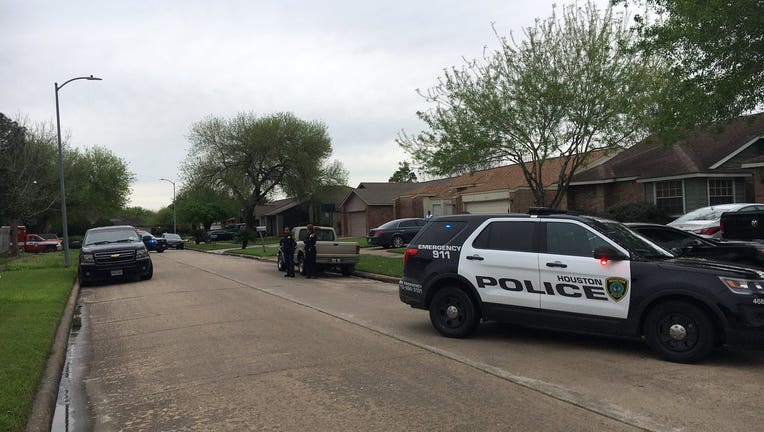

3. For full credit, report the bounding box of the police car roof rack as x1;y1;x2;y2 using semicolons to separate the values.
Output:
528;207;572;216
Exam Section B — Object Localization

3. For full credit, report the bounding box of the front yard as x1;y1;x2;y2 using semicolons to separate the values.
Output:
0;252;75;432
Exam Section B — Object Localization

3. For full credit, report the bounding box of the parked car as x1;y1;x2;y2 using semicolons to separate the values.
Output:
399;210;764;363
136;229;167;252
627;223;764;269
22;234;62;253
367;218;427;248
720;209;764;242
667;203;764;238
39;233;61;241
161;233;185;249
78;225;153;286
204;229;236;242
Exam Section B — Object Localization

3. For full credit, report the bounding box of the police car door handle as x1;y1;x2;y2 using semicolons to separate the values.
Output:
546;261;567;268
466;255;484;261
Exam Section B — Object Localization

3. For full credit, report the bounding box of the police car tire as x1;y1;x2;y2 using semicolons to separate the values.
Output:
429;286;479;338
644;301;715;363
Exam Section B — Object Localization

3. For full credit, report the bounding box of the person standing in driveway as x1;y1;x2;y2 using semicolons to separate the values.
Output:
280;226;296;277
302;224;317;278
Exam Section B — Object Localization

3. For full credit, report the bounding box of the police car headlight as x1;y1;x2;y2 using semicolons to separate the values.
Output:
136;248;149;259
80;253;95;264
719;277;764;295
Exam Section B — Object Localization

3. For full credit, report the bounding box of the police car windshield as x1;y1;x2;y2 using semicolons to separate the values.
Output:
591;221;672;260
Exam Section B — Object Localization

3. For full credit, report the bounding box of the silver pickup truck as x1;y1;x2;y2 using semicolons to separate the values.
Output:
278;226;360;276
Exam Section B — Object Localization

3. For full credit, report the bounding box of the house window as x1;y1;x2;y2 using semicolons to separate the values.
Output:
655;180;684;215
708;179;734;205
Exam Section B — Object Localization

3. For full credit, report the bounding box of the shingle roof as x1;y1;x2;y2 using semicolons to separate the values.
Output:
400;150;610;199
255;197;301;217
350;182;422;205
571;114;764;183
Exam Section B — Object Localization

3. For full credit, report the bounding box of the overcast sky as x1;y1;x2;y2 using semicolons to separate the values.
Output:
2;0;611;210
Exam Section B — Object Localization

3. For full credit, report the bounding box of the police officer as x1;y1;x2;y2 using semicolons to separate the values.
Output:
302;224;317;278
279;226;296;277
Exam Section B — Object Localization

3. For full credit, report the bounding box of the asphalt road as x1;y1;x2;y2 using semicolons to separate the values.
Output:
75;250;764;432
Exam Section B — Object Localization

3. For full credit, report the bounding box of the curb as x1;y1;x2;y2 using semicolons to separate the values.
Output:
26;276;80;432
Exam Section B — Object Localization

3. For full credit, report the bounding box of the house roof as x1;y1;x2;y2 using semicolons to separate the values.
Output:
255;197;301;217
399;150;610;199
345;182;422;206
571;114;764;184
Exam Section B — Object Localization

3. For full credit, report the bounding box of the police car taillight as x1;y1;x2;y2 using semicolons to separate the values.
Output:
404;248;418;266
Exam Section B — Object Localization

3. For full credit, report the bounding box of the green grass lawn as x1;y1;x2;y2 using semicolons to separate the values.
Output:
187;236;281;251
0;252;76;432
227;246;280;257
355;255;403;278
186;241;242;251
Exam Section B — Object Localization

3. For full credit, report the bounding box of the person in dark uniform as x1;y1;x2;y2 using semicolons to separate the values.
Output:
302;224;317;278
279;226;296;277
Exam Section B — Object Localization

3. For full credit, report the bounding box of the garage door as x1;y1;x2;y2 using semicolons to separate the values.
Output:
348;212;366;237
465;200;509;214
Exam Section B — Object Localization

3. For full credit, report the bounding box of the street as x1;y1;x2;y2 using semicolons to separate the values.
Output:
73;250;764;432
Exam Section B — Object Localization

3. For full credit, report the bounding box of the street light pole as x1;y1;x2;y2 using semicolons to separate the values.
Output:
55;75;102;267
160;178;176;233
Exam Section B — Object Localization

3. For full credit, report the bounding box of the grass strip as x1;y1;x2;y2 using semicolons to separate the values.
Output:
0;252;75;432
228;247;280;257
355;255;403;278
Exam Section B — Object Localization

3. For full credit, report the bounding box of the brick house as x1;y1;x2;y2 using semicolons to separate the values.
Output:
255;186;350;236
567;114;764;217
392;151;609;218
339;183;422;236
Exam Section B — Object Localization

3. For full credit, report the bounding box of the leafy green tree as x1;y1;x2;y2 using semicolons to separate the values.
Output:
398;2;665;208
174;184;238;231
116;206;158;228
389;161;418;183
64;146;135;229
0;115;60;254
624;0;764;134
183;112;337;229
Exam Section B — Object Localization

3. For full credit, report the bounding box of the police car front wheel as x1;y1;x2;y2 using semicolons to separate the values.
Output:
429;286;480;338
644;301;716;363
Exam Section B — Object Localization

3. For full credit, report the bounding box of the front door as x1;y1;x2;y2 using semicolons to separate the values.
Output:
538;220;632;319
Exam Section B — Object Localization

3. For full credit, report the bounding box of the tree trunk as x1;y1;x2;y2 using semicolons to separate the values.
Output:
9;223;19;257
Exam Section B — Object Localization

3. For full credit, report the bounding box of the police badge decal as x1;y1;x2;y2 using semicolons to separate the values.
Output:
606;277;628;302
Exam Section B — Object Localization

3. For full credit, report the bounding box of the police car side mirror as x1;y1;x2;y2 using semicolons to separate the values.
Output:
593;246;627;261
142;235;152;241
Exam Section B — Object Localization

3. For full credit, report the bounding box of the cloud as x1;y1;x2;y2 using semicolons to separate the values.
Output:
1;0;612;211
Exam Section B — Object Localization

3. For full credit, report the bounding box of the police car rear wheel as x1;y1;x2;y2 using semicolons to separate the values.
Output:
429;286;479;338
645;301;715;363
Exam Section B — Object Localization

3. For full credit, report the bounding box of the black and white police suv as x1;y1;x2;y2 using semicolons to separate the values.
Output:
398;210;764;363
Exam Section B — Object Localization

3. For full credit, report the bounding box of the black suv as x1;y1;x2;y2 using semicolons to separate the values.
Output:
79;225;153;286
399;211;764;362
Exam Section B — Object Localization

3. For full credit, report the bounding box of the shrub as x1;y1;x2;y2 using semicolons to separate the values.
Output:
603;202;671;224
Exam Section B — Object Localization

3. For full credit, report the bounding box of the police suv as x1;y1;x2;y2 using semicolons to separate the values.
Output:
398;210;764;362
